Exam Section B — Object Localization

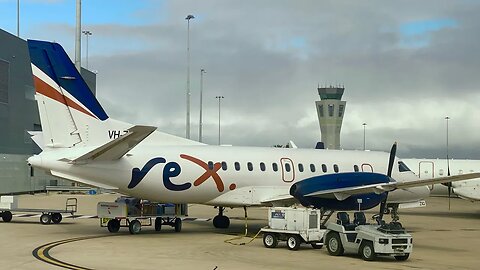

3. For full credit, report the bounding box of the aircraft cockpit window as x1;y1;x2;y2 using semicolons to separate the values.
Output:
260;162;266;171
398;161;411;172
272;163;278;172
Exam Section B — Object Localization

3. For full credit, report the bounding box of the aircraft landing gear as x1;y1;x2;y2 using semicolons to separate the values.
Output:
213;207;230;229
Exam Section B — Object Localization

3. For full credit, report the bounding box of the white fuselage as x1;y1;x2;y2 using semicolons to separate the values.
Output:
402;158;480;201
30;145;428;207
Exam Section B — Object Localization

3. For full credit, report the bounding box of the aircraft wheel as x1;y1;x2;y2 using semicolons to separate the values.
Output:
213;215;230;229
359;240;377;261
1;211;12;222
40;214;52;225
394;254;410;261
107;219;120;233
155;217;162;232
129;219;141;234
287;235;301;251
174;218;182;232
263;233;278;248
51;213;62;224
326;232;344;256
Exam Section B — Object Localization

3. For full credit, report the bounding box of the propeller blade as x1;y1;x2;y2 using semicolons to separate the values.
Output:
378;142;397;224
387;142;397;177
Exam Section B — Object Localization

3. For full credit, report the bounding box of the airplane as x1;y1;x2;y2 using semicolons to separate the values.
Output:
402;158;480;201
25;40;480;229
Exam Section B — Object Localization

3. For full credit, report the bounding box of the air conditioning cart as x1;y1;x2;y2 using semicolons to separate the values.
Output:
260;207;332;250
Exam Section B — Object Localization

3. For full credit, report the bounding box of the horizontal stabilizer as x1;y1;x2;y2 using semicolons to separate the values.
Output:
71;125;157;163
51;171;118;190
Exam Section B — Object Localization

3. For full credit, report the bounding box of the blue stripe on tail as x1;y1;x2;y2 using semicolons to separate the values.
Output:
27;40;108;121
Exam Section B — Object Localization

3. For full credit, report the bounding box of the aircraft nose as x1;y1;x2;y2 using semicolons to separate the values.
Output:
27;155;42;167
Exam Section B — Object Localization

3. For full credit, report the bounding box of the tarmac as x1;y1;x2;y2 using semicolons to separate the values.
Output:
0;193;479;270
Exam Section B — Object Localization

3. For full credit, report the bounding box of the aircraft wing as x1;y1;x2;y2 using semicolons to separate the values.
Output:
304;172;480;200
71;125;157;163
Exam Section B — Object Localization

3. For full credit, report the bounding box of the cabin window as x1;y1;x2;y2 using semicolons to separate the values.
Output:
298;163;304;172
260;162;266;171
247;162;253;171
310;164;316;172
354;165;359;172
221;161;227;171
272;163;278;172
285;163;291;172
208;161;214;170
322;164;327;173
235;162;241;171
333;164;339;173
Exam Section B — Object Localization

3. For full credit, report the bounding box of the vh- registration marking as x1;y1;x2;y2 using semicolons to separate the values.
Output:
127;154;237;192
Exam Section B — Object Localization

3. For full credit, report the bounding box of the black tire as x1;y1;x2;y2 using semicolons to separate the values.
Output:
40;214;51;225
326;232;344;256
51;213;62;224
394;254;410;261
263;233;278;248
155;217;162;232
174;218;182;232
107;219;120;233
311;242;323;249
1;211;12;222
129;219;142;234
213;215;230;229
359;241;376;261
287;235;301;251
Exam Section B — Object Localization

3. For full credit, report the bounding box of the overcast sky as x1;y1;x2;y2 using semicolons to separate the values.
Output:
1;0;479;159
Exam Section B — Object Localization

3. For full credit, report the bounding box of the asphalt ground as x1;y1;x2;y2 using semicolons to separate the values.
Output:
0;194;479;270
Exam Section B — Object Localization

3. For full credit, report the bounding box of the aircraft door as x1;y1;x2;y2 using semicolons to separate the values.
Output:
280;158;295;182
419;161;434;190
361;163;374;172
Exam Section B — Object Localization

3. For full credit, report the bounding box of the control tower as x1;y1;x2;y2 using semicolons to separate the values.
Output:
315;86;346;149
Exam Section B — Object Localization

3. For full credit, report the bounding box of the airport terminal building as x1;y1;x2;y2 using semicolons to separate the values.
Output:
0;28;96;194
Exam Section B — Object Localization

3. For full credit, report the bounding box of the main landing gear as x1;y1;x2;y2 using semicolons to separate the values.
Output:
213;206;230;229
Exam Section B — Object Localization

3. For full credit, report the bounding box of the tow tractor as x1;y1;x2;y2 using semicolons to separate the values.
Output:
324;210;412;261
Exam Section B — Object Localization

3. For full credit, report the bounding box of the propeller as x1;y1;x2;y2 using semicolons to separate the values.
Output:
377;142;397;223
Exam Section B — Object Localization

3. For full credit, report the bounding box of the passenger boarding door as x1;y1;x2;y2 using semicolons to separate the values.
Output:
280;158;295;182
419;161;434;190
361;163;374;172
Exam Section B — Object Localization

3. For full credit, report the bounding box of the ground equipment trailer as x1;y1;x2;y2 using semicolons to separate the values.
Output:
0;196;77;225
97;197;187;235
325;212;412;261
261;207;333;250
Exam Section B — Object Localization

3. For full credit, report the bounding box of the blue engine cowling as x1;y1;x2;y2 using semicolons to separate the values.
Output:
290;172;390;211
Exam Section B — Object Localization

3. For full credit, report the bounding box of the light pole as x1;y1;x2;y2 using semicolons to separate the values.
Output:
82;30;92;69
362;123;367;150
185;14;195;139
216;96;224;145
16;0;20;37
199;68;206;142
75;0;82;71
445;116;450;174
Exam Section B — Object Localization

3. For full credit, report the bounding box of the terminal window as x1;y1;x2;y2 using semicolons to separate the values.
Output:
328;104;334;117
318;105;324;117
339;105;345;117
0;59;9;104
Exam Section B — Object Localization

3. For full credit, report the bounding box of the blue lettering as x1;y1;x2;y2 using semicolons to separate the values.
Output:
163;162;191;191
128;157;166;189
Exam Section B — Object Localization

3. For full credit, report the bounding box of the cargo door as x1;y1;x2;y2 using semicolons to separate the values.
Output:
419;161;435;190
